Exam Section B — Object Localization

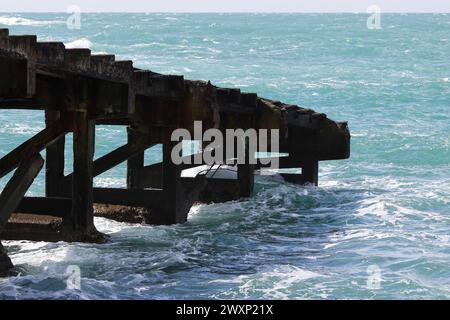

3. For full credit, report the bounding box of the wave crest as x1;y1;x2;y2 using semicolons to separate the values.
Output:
0;16;64;26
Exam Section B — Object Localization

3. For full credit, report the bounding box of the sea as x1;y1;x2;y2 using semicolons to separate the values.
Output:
0;13;449;299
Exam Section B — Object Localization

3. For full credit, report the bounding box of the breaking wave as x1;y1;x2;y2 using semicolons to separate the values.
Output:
0;16;64;26
65;38;93;49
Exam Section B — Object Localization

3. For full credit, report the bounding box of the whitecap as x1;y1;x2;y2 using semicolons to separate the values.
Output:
92;51;109;55
236;265;323;299
93;177;126;188
0;16;64;26
187;204;204;218
0;124;43;135
207;48;222;54
65;38;92;49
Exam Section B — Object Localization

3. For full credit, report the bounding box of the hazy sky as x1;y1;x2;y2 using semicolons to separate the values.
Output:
1;0;450;13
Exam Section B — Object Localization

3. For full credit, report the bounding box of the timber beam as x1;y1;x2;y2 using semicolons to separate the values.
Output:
0;154;44;231
0;122;67;179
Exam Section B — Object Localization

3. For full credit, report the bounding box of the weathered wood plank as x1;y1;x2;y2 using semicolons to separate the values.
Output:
0;154;44;231
0;122;66;179
93;188;164;207
7;35;37;97
140;162;163;189
16;197;71;217
0;98;47;109
36;42;65;66
0;55;29;98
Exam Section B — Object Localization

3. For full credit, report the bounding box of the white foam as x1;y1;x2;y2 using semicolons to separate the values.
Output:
92;51;109;55
0;124;43;135
65;38;93;49
0;16;64;26
93;177;126;188
215;265;322;299
188;204;204;218
7;241;71;266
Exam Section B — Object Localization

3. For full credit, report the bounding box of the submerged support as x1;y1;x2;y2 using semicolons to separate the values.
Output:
0;241;13;275
301;160;319;186
63;111;99;239
281;159;319;186
237;141;255;198
238;164;255;198
0;154;44;273
143;134;194;225
159;137;185;225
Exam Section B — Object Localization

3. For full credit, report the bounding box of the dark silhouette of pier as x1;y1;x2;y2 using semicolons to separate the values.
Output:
0;29;350;274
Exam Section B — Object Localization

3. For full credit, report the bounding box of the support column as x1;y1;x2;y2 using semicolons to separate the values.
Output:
45;110;65;197
0;154;45;231
237;141;255;198
301;160;319;186
0;154;44;273
0;242;13;275
126;127;144;189
281;158;319;186
152;132;186;225
65;111;96;235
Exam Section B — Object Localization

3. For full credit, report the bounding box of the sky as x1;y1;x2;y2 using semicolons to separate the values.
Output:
1;0;450;13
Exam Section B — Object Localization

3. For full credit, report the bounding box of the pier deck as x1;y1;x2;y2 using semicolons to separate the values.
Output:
0;29;350;273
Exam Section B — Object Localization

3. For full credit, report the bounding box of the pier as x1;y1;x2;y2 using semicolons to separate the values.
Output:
0;29;350;274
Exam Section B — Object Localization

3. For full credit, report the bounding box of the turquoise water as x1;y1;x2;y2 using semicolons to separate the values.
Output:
0;13;449;299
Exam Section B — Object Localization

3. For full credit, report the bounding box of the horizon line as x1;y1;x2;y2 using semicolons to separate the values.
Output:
0;11;449;14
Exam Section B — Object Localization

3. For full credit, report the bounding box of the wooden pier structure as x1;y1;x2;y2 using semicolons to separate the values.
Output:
0;29;350;274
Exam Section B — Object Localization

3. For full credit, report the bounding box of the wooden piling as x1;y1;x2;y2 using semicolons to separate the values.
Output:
158;136;185;224
0;241;13;275
281;159;319;186
45;110;66;197
0;154;44;272
126;127;145;189
0;154;44;231
64;111;98;238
